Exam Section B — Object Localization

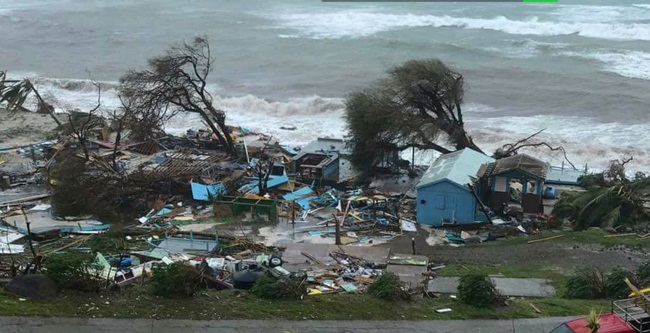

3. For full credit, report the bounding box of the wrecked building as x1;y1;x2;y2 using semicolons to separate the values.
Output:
478;154;548;216
415;148;494;226
291;152;340;183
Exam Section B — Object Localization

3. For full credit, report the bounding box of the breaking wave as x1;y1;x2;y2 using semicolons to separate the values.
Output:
561;50;650;80
550;4;650;23
482;38;568;58
272;11;650;41
12;75;650;171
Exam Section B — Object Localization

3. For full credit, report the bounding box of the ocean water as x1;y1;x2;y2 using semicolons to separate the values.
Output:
1;0;650;170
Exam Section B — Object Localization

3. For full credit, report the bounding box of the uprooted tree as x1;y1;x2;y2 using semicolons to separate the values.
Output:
119;36;237;157
345;59;572;174
552;157;650;231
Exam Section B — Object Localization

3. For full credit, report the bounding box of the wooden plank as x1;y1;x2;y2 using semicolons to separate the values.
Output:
527;234;564;244
300;251;325;265
604;233;637;238
529;303;542;314
353;275;375;284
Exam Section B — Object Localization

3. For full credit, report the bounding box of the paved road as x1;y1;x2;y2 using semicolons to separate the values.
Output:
0;316;576;332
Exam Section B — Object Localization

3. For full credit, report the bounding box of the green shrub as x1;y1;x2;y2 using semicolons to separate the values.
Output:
251;273;306;300
367;272;408;301
457;273;502;308
637;260;650;287
605;268;636;299
150;263;204;298
565;268;605;299
44;252;104;291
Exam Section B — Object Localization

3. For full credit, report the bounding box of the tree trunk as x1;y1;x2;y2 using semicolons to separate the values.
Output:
112;121;123;171
30;82;62;127
195;109;231;154
205;105;237;157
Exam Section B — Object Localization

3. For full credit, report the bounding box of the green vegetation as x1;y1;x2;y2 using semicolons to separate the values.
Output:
604;268;636;299
43;252;104;292
458;273;502;308
636;260;650;286
586;308;601;333
251;273;306;300
553;158;650;231
367;272;409;301
0;288;609;320
565;268;606;300
150;263;204;298
564;267;636;300
470;230;650;249
438;263;567;289
345;59;482;174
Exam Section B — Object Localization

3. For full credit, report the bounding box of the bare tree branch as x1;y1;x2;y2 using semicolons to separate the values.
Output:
494;128;576;169
120;37;237;156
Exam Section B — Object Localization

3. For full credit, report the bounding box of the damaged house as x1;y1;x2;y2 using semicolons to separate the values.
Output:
477;154;548;216
291;138;347;184
416;148;494;226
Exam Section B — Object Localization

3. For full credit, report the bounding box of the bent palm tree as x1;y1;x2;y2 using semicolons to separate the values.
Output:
0;71;62;126
553;177;650;230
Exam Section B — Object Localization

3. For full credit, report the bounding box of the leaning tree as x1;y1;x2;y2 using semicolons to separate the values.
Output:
120;37;237;156
345;60;481;173
345;59;572;173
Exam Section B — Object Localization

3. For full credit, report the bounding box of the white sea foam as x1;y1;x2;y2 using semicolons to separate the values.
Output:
483;38;568;58
633;4;650;9
12;75;650;171
561;50;650;80
551;5;650;23
273;11;650;41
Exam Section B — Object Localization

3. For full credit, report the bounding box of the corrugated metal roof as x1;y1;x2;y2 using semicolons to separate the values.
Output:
416;148;494;189
156;237;218;255
480;154;548;180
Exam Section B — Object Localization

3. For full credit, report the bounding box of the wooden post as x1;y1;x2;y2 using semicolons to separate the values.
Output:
411;146;415;172
20;207;36;258
291;200;295;224
468;183;493;225
411;237;416;255
334;214;341;245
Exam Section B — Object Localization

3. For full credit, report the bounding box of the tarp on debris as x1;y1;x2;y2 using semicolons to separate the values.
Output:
191;181;226;201
283;186;317;209
239;174;289;194
282;186;314;201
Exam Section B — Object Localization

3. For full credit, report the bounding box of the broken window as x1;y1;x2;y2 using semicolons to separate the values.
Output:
509;179;523;203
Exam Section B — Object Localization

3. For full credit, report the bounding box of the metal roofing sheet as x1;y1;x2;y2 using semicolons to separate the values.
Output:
416;148;494;189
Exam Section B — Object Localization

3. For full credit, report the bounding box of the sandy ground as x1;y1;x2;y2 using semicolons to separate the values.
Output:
0;110;58;148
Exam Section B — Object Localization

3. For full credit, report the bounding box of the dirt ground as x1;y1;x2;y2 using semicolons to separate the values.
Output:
380;227;647;272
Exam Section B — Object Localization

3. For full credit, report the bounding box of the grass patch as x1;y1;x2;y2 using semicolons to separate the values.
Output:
439;263;566;282
472;230;650;249
438;262;570;295
0;287;604;320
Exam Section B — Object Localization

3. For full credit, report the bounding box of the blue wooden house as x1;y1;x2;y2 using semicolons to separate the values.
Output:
416;148;495;226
